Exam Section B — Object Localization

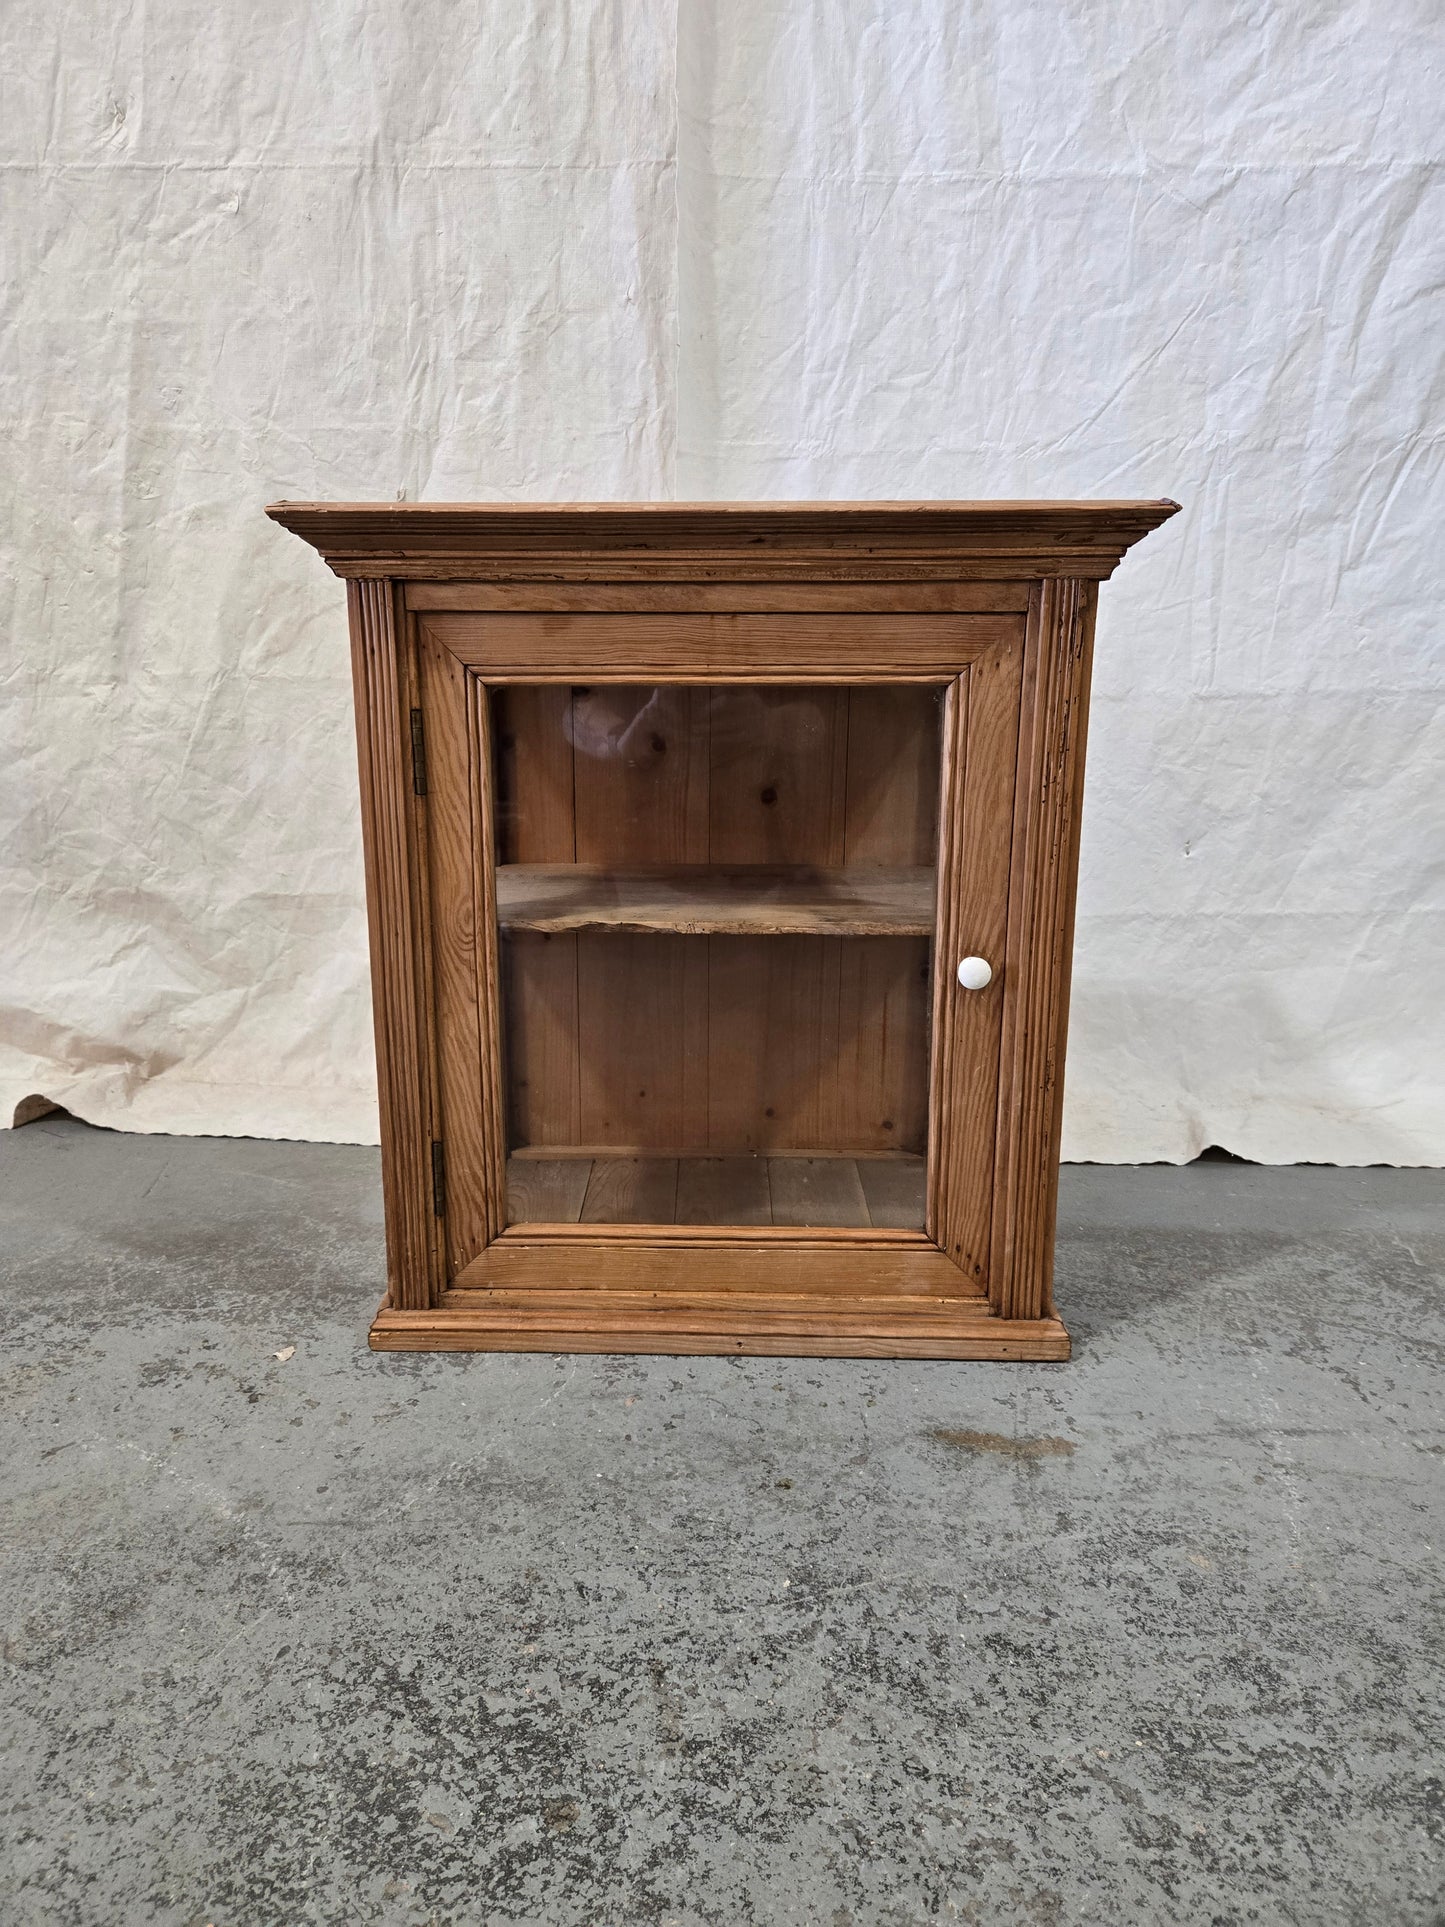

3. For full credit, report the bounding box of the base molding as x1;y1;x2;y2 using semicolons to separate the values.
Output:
369;1292;1070;1360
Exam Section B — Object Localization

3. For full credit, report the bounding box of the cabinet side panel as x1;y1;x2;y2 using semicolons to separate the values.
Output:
347;579;435;1309
992;579;1099;1319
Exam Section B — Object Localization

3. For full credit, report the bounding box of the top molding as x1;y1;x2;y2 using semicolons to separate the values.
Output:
266;499;1180;583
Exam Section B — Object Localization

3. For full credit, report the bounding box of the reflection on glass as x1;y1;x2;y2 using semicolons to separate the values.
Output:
493;685;941;1230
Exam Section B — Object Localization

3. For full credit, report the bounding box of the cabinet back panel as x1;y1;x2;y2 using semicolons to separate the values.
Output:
503;932;929;1157
494;685;940;868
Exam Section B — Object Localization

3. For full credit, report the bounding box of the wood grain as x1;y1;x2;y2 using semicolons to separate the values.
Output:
439;1289;997;1333
269;499;1180;585
494;864;935;936
497;1221;927;1244
343;552;1153;585
927;637;1024;1286
991;578;1099;1321
506;1159;591;1225
674;1157;773;1226
346;580;435;1309
574;932;700;1151
497;682;936;1160
470;677;510;1241
423;612;1014;682
406;581;1033;613
508;1144;922;1162
492;684;575;864
768;1158;870;1228
505;1153;925;1229
571;686;711;863
491;683;581;1156
706;685;849;863
417;628;493;1270
277;502;1177;1355
580;1158;680;1224
500;933;580;1150
844;687;941;865
371;1303;1070;1359
857;1158;928;1230
451;1237;984;1299
706;935;929;1156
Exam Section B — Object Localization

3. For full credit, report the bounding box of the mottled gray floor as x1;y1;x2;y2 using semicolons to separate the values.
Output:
2;1118;1442;1927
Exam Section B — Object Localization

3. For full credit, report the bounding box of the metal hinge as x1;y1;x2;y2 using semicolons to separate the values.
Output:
430;1139;447;1218
410;707;428;796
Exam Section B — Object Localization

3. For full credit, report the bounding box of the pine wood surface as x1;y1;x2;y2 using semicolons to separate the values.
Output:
405;581;1033;613
346;581;436;1309
437;1290;995;1333
501;932;931;1159
417;624;493;1268
925;641;1022;1286
370;1297;1070;1360
276;499;1182;1357
578;1156;681;1224
495;863;935;936
858;1158;936;1229
424;611;1015;681
506;1145;921;1162
503;1154;925;1230
495;1222;924;1243
268;499;1179;583
449;1240;986;1300
767;1157;871;1228
503;1157;592;1226
990;579;1099;1321
497;682;938;1163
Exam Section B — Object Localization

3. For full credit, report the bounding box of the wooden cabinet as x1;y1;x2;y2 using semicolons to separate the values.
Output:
268;501;1177;1358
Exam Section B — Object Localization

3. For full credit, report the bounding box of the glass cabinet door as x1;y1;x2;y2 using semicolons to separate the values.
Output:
491;683;943;1231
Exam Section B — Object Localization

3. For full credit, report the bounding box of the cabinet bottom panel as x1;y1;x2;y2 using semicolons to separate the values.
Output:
505;1152;926;1231
370;1293;1069;1360
450;1235;984;1299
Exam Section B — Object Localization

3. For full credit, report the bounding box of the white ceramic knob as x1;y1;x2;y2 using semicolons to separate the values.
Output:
956;955;993;991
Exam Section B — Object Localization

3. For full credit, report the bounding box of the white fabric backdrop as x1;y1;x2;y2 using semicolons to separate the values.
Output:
3;2;1442;1162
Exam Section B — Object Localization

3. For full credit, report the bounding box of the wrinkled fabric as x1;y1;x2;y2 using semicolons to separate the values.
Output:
2;1;1441;1162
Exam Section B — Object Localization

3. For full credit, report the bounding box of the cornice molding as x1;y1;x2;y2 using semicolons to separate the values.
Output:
266;500;1180;581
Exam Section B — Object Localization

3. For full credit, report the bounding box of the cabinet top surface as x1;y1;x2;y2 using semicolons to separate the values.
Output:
267;498;1179;581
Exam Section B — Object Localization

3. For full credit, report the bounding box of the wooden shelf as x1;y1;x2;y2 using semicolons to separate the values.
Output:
494;863;935;937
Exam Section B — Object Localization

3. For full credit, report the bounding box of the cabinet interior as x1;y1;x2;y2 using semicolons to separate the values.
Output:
492;683;941;1224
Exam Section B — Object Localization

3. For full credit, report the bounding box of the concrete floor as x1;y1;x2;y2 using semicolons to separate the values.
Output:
1;1119;1442;1927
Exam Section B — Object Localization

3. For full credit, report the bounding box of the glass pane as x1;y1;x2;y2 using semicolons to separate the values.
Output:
493;684;941;1229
